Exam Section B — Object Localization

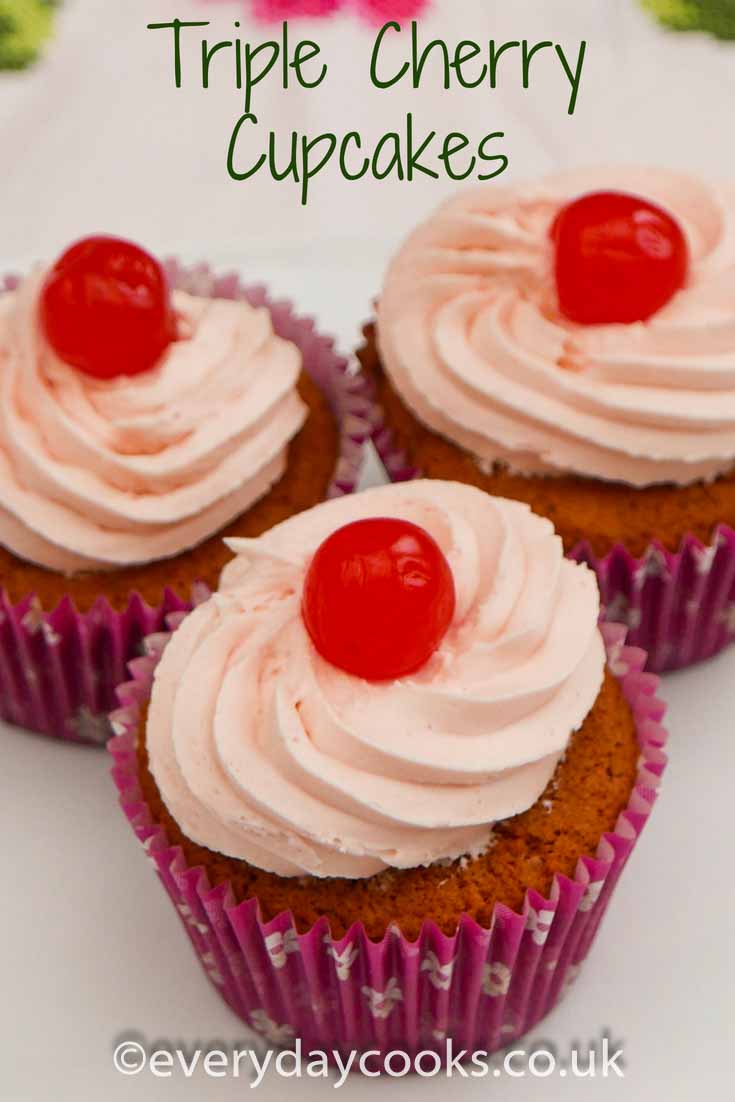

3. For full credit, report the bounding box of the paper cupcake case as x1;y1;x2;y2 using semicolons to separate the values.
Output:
0;264;373;744
109;621;667;1062
373;427;735;674
570;527;735;673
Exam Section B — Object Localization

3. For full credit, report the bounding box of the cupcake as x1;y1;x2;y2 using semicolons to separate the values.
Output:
0;236;370;742
363;168;735;671
110;480;667;1060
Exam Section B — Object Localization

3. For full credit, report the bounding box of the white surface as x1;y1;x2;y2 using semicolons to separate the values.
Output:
2;0;735;1098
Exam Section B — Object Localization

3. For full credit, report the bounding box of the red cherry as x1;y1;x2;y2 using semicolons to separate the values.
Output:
302;517;456;681
39;236;175;379
552;191;689;324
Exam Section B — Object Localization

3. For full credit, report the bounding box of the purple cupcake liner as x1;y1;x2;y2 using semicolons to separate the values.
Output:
108;621;667;1061
372;424;735;674
0;262;373;744
570;527;735;673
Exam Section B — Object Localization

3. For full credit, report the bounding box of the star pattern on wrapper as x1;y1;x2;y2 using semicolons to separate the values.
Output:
67;706;112;746
177;902;210;936
604;592;642;632
249;1010;296;1046
420;950;455;991
361;977;403;1020
42;622;60;646
481;960;511;998
20;596;44;634
201;951;224;987
694;543;718;576
579;879;604;913
633;546;670;588
526;906;555;946
21;596;61;646
324;937;359;981
264;928;300;969
718;602;735;636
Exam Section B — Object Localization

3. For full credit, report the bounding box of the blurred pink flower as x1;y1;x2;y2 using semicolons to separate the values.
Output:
249;1;430;21
356;0;429;18
252;1;342;18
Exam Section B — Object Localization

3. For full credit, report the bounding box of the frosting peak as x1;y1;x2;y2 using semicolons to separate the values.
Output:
147;481;605;879
377;167;735;487
0;269;307;572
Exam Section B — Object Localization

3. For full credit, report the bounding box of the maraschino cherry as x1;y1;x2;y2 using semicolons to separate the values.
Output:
40;235;176;379
302;517;456;681
551;191;688;325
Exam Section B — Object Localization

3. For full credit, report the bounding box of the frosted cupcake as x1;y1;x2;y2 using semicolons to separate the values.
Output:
0;236;370;741
110;480;666;1059
363;168;735;670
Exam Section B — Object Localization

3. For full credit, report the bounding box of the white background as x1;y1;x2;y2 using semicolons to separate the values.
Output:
1;1;734;1098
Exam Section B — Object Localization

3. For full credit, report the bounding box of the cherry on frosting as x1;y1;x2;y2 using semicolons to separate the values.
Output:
552;190;689;325
302;517;456;681
39;236;176;379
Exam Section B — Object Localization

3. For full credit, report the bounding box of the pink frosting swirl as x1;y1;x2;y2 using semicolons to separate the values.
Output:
147;481;605;879
0;269;307;573
377;167;735;487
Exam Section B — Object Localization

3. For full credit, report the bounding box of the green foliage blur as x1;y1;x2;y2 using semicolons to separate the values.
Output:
642;0;735;39
0;0;58;71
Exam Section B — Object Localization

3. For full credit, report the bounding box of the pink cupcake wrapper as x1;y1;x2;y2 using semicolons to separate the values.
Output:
108;621;667;1059
0;262;374;744
373;427;735;673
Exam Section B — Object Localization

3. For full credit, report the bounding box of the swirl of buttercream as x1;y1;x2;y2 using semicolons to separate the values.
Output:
0;269;307;573
146;480;605;879
377;167;735;487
